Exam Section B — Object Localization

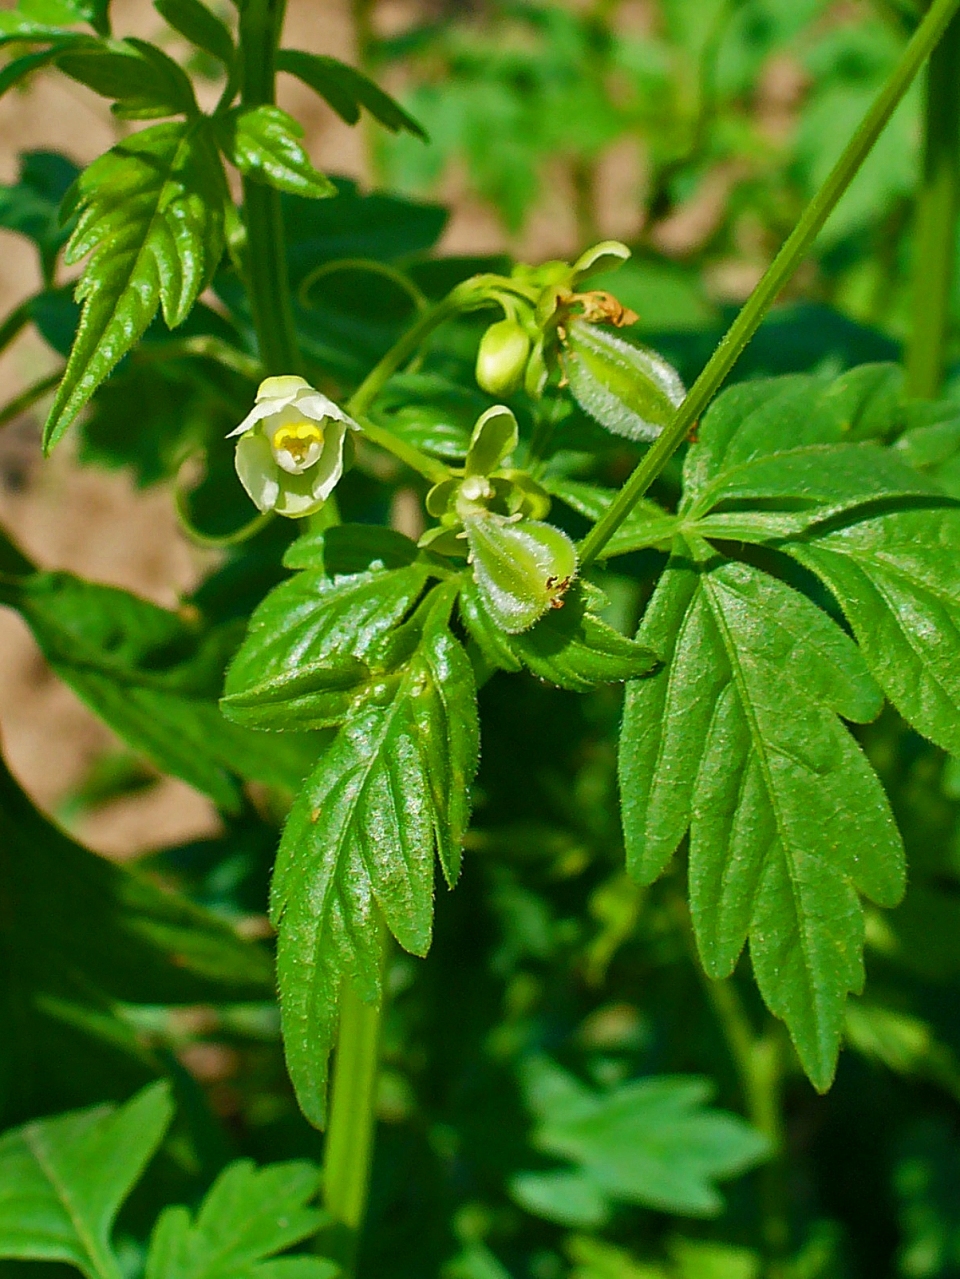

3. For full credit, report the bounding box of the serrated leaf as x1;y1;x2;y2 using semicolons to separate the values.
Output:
154;0;233;67
0;742;272;1126
0;566;317;810
619;539;903;1089
55;38;197;115
282;523;419;574
216;106;335;198
511;1058;768;1223
270;583;478;1126
0;1083;173;1279
222;560;433;731
145;1159;337;1279
459;577;657;691
44;118;228;450
276;49;425;138
785;508;960;756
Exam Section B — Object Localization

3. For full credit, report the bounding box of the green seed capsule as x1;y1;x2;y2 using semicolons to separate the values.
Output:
475;319;532;397
465;512;578;634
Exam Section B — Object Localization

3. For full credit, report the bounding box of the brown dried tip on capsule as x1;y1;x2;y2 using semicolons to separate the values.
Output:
545;574;573;608
574;290;639;327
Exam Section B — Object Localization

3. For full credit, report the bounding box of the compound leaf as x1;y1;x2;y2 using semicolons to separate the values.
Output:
145;1159;337;1279
511;1058;768;1225
270;582;478;1125
0;1082;174;1279
215;106;335;198
619;539;903;1089
276;49;425;138
44;118;228;450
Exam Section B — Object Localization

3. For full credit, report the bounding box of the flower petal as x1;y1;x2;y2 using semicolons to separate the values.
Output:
235;432;281;511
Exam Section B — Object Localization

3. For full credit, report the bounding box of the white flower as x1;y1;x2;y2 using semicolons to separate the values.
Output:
228;375;358;518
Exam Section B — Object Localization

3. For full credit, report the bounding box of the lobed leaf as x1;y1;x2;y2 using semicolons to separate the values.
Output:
786;508;960;756
44;119;228;449
541;475;679;555
277;48;425;138
270;583;478;1125
215;106;335;199
619;538;903;1089
154;0;234;67
145;1159;337;1279
511;1057;768;1225
0;1082;173;1279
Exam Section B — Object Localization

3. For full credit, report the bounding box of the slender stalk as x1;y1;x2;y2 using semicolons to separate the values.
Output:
905;7;960;397
0;370;61;431
579;0;960;568
0;300;31;360
238;0;301;375
347;294;464;418
322;978;385;1276
356;414;450;483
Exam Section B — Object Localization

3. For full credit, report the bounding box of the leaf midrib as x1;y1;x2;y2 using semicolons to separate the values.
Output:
23;1124;121;1279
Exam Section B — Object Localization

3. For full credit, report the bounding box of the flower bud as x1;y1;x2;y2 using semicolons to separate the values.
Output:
475;319;532;397
465;512;578;634
227;375;358;518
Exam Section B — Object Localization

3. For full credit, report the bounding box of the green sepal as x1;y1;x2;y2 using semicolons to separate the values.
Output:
465;512;578;634
459;577;657;691
571;239;630;281
562;318;684;442
465;404;519;477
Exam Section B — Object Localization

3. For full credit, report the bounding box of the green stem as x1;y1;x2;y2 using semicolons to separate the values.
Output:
0;300;31;360
0;370;61;431
356;414;450;484
579;0;960;568
238;0;301;375
347;294;464;419
702;978;789;1278
905;7;960;397
322;976;385;1276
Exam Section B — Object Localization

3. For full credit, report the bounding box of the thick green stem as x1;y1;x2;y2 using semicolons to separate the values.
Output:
906;8;960;397
579;0;960;567
238;0;301;375
322;977;385;1276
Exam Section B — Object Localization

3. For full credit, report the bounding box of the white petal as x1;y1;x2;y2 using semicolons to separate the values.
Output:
235;432;281;511
226;399;281;438
309;421;349;502
258;375;312;401
294;389;359;430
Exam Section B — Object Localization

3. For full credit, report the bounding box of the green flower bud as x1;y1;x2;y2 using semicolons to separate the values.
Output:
228;375;358;518
465;512;578;634
476;319;531;397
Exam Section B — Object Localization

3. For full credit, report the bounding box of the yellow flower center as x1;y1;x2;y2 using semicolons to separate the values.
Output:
271;420;325;474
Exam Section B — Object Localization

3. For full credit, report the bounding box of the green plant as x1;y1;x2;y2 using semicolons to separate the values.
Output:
4;0;960;1276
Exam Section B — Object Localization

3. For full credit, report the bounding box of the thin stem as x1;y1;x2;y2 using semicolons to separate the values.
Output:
579;0;960;568
356;414;450;484
347;293;464;419
0;300;31;360
0;370;61;431
323;975;385;1276
905;7;960;397
238;0;301;375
